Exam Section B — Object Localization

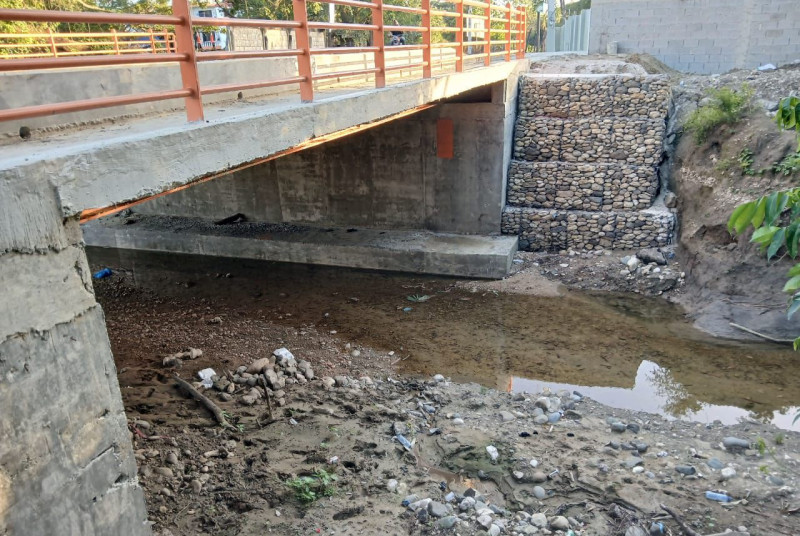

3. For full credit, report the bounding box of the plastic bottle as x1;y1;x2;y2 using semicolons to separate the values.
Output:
705;491;733;502
394;434;413;451
92;267;112;279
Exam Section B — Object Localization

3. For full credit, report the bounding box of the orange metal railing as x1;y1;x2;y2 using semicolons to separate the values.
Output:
0;29;176;59
0;0;525;124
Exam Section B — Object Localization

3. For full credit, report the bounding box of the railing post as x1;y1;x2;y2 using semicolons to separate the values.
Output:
148;28;156;53
455;0;463;72
483;2;490;66
421;0;431;78
371;0;385;88
172;0;204;121
112;29;120;55
48;28;57;57
505;3;511;62
518;9;526;58
292;0;314;102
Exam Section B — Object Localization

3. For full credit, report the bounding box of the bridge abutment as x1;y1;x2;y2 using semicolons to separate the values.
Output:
0;172;150;535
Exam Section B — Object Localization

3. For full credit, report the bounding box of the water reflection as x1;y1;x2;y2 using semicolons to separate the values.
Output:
512;360;800;431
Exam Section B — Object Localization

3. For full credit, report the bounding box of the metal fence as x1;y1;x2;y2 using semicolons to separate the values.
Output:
0;29;176;59
0;0;526;123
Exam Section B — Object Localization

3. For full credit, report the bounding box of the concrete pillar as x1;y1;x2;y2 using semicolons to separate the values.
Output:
0;169;150;535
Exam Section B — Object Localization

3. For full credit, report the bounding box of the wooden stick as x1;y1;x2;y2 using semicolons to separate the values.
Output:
729;323;794;344
174;376;234;430
660;503;701;536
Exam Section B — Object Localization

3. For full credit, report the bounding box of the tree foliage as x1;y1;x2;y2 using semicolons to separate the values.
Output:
729;97;800;354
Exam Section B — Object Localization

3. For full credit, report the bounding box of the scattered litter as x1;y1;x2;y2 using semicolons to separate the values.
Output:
197;368;217;388
92;267;112;279
757;63;777;71
407;294;431;302
289;418;298;425
402;307;413;313
705;491;733;502
328;456;339;465
394;434;413;451
486;445;499;461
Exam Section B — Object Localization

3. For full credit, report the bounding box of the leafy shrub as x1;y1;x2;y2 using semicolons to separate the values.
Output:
776;96;800;151
685;85;753;144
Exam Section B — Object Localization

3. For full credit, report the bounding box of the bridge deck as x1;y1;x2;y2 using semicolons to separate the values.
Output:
0;59;527;219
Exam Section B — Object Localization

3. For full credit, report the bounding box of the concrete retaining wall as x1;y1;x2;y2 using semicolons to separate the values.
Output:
501;206;674;251
135;90;515;235
589;0;800;74
507;161;657;211
0;170;149;534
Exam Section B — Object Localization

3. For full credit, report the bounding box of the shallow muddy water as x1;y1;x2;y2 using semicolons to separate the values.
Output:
90;248;800;431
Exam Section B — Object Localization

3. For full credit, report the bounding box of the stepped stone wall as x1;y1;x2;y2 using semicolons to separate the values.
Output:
502;206;674;251
507;161;657;211
503;74;676;252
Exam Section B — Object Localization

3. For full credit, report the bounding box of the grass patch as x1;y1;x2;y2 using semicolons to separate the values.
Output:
685;85;753;144
287;469;338;503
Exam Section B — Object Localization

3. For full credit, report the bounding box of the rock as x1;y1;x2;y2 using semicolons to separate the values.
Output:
675;465;696;475
549;516;569;530
625;527;648;536
664;192;678;208
638;248;666;265
548;412;561;423
531;471;547;483
452;417;465;425
635;442;648;453
486;445;499;461
190;479;202;493
273;348;296;367
218;392;233;402
392;421;410;436
428;501;449;518
433;374;445;382
436;516;458;529
720;467;736;480
707;458;725;470
723;437;750;451
632;466;645;474
532;486;546;500
768;475;785;486
513;471;524;480
626;423;641;433
530;513;548;528
488;524;501;536
246;358;271;374
626;256;641;271
240;395;257;406
416;508;428;523
321;376;336;389
498;411;516;422
611;422;626;433
165;452;178;465
334;375;349;387
534;414;549;425
623;457;643;468
459;497;476;511
154;467;174;478
477;514;493;529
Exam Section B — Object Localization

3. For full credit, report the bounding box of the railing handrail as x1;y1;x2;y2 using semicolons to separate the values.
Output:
0;0;526;124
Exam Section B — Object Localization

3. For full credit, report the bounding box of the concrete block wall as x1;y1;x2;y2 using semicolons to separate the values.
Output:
502;74;675;251
0;170;150;534
589;0;800;74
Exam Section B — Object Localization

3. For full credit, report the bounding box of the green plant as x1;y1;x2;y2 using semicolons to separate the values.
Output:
756;437;768;456
776;96;800;151
772;151;800;176
738;148;757;175
715;157;734;172
287;469;338;504
775;433;785;445
685;85;754;144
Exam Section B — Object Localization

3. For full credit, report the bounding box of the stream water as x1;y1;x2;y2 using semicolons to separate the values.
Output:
90;249;800;431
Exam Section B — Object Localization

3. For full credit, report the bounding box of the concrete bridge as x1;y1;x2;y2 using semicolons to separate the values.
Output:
0;2;532;531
